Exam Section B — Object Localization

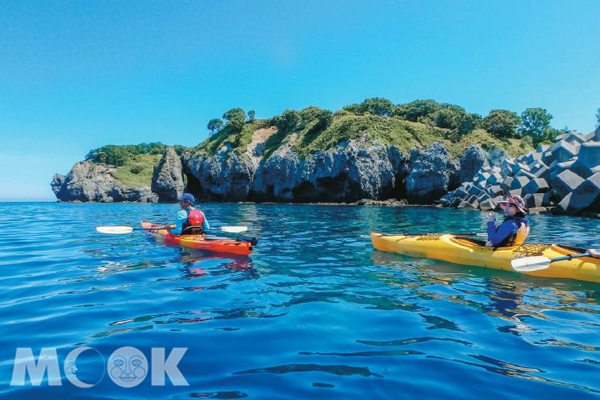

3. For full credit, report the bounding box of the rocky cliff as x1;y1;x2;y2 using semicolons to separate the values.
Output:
151;147;185;202
183;133;413;203
52;106;536;204
189;138;516;207
53;136;480;204
51;161;158;202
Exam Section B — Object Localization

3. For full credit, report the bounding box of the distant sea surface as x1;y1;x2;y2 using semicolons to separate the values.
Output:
1;203;600;399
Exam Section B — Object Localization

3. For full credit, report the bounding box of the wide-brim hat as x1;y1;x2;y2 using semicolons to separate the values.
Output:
499;195;527;214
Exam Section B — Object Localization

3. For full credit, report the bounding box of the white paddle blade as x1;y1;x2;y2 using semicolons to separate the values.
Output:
511;256;551;272
219;226;248;233
96;226;134;234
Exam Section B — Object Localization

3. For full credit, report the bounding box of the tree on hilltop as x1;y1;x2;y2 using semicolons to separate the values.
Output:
343;98;394;117
360;98;395;117
207;118;224;136
519;108;553;143
482;110;521;138
222;108;246;129
394;100;441;122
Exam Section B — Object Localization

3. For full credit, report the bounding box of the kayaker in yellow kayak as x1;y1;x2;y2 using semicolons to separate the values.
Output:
486;195;530;247
169;193;210;235
589;249;600;258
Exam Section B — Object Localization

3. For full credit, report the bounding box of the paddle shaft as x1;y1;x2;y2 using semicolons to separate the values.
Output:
550;253;591;263
142;225;257;244
374;232;486;237
108;225;258;245
135;226;240;233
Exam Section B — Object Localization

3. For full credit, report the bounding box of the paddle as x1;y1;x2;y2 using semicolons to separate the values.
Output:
96;225;248;234
368;232;488;238
511;253;592;272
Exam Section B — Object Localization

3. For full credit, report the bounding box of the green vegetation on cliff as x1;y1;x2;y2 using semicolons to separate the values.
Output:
197;119;268;156
110;154;163;188
86;142;186;166
196;99;544;159
80;99;562;187
85;142;186;187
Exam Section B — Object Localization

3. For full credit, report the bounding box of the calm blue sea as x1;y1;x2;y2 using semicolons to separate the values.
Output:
1;203;600;399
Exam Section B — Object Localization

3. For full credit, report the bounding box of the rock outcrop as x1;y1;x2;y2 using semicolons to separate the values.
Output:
406;142;457;204
460;146;489;183
182;145;256;201
439;129;600;215
51;161;157;203
181;134;411;203
151;147;185;202
459;146;508;182
249;136;409;202
53;135;518;205
52;115;537;205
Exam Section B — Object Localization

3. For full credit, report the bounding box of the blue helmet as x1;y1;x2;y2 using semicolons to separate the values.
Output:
177;193;195;204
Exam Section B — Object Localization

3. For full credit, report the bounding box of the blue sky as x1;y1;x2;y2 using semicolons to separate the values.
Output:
1;0;599;201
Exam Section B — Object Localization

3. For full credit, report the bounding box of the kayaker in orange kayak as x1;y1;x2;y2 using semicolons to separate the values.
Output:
169;193;210;235
485;195;530;247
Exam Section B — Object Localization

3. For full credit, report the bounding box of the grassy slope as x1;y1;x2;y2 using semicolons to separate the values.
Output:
196;120;267;156
194;114;533;159
109;154;162;188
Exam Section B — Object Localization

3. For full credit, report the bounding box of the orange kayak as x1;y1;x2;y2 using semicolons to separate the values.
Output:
141;221;255;256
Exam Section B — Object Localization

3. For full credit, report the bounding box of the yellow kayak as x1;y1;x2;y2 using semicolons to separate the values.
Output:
370;232;600;284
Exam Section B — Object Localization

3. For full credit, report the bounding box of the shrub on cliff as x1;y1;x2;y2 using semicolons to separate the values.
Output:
172;145;186;155
344;99;479;135
389;100;478;134
271;107;333;136
272;109;301;132
519;107;556;145
343;98;395;117
86;142;173;166
429;105;481;134
299;107;334;133
222;108;247;129
481;110;521;138
129;164;144;174
207;118;224;136
393;99;441;122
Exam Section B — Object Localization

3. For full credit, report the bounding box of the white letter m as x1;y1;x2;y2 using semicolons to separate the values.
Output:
11;348;61;386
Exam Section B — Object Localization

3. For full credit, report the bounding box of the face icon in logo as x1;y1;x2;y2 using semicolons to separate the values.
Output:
65;359;77;375
108;347;148;388
64;347;105;389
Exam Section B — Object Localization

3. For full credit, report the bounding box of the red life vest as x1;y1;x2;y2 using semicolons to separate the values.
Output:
181;208;205;234
187;209;205;226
